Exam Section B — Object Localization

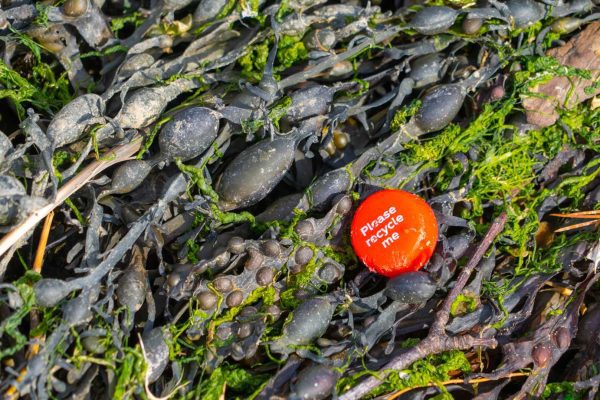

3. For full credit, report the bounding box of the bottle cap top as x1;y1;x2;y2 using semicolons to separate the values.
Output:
350;189;438;277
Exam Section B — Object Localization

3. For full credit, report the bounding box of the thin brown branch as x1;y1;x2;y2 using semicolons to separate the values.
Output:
431;212;508;334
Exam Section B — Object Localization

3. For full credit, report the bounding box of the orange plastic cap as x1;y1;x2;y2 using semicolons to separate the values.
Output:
350;189;438;277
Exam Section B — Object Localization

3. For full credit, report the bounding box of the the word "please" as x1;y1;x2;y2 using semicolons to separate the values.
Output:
359;206;405;248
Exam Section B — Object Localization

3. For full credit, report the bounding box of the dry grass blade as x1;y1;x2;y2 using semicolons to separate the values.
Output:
27;212;54;366
33;211;54;273
551;210;600;233
550;210;600;219
384;372;530;400
554;219;600;233
0;137;142;258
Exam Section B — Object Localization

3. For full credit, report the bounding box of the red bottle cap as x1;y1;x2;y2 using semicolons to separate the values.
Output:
350;189;438;278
